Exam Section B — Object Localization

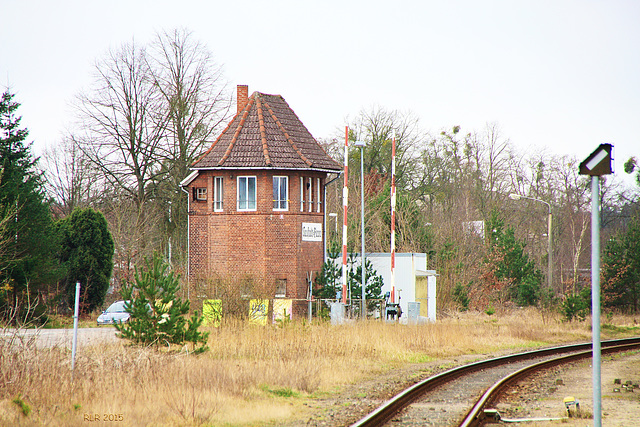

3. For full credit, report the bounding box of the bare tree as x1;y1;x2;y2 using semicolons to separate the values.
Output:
71;40;168;285
468;123;512;216
549;156;590;293
68;31;232;280
146;28;232;265
416;124;512;219
74;40;165;209
346;106;421;187
41;136;100;218
339;107;428;254
149;28;231;181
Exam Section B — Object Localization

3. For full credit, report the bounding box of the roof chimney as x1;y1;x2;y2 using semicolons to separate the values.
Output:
237;85;249;113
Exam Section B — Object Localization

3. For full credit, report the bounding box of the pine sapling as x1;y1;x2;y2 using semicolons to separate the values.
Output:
116;252;208;352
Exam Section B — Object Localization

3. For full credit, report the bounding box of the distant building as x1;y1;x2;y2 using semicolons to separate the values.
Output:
338;253;437;322
181;85;341;316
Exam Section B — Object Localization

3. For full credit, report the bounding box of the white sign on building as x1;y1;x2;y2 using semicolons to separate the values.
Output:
301;222;322;242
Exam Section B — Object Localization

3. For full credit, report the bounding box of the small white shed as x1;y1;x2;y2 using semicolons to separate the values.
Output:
340;253;437;322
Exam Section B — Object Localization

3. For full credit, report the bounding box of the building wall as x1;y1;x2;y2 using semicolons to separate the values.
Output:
187;169;327;315
330;253;434;320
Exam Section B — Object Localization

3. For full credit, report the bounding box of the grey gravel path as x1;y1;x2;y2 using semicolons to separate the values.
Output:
0;327;119;349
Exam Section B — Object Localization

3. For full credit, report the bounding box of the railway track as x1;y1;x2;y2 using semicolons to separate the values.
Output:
351;337;640;427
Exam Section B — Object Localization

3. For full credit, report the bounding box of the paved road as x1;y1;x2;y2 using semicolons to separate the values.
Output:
0;327;119;349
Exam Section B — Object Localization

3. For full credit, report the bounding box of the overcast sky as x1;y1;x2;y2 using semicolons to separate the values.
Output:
2;0;639;189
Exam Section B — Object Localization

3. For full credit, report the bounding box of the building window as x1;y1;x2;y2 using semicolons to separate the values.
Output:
308;177;312;212
300;177;304;212
316;177;322;213
275;278;287;298
237;176;256;211
214;176;223;211
195;187;207;201
273;176;288;211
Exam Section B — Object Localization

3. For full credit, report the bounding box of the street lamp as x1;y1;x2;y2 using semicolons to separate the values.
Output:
355;140;367;319
509;193;553;289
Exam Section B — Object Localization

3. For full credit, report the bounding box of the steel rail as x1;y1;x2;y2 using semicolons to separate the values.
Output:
459;342;640;426
350;337;640;427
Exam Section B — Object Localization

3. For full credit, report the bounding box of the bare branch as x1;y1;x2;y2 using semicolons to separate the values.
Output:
74;40;164;208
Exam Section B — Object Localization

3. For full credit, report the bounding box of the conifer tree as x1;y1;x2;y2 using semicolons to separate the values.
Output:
0;90;59;323
116;252;208;352
313;242;342;300
347;256;384;312
313;241;384;314
483;211;543;306
56;207;114;313
602;218;640;313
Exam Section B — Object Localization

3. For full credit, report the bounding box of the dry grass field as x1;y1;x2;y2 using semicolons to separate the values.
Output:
1;309;639;426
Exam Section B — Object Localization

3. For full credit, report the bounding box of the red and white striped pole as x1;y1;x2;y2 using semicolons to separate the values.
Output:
390;131;396;303
341;126;349;304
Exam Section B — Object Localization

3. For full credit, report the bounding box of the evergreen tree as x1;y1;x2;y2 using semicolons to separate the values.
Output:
484;211;543;306
314;242;384;315
116;252;208;351
602;218;640;313
313;241;342;300
561;285;591;321
347;255;384;312
56;207;114;313
0;90;59;323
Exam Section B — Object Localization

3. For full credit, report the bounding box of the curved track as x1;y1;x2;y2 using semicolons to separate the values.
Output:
460;342;640;426
351;337;640;427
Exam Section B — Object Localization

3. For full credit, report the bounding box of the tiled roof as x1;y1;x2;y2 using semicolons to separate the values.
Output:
193;91;341;171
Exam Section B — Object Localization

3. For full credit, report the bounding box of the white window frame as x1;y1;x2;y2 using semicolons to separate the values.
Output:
307;177;313;212
316;177;322;213
237;176;257;211
196;187;207;201
214;176;224;212
300;177;304;212
272;176;288;211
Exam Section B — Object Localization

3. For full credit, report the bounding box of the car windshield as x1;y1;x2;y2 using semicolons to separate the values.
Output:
105;302;127;313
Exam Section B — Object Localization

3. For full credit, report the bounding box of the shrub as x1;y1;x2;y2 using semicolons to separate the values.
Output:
516;275;541;307
116;253;208;352
561;288;590;322
453;282;470;311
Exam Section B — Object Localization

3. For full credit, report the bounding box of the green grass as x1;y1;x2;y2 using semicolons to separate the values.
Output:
12;395;31;417
41;314;100;329
260;385;300;398
508;340;548;349
601;323;640;335
407;353;436;363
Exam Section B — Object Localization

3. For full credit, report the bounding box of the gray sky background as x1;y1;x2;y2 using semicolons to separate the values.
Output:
2;0;639;189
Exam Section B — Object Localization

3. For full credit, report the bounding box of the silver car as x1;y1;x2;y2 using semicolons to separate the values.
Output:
97;300;130;325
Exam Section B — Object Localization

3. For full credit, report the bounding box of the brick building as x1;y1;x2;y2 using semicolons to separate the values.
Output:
181;85;341;316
